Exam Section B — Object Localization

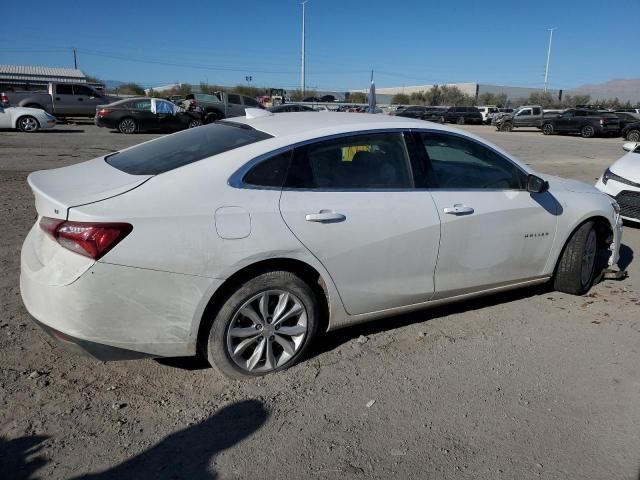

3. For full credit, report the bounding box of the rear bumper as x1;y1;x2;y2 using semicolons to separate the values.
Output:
20;225;219;360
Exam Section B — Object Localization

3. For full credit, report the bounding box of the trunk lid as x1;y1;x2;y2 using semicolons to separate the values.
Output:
28;156;152;219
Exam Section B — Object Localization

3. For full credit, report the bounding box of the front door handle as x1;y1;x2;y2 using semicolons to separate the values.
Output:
443;204;474;215
305;210;346;223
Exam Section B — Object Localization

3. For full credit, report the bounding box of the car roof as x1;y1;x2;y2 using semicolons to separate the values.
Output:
228;111;444;139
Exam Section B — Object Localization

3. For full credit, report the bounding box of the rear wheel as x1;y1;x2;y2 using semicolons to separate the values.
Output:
17;116;40;132
626;129;640;142
187;118;203;128
202;270;319;378
457;116;465;125
554;221;599;295
438;115;445;123
542;123;554;135
581;125;595;138
118;118;137;134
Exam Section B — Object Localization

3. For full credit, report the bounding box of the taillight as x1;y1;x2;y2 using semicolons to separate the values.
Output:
0;93;9;106
97;108;113;117
39;217;132;260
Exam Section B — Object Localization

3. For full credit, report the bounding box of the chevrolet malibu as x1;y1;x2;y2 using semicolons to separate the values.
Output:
21;111;622;378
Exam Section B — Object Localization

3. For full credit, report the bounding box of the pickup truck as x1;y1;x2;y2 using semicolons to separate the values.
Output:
2;83;119;117
189;92;264;122
541;109;620;138
493;105;545;131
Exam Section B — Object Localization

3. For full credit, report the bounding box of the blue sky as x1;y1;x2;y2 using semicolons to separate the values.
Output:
2;0;638;92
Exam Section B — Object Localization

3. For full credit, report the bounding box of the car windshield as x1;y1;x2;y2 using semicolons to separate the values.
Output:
106;122;272;175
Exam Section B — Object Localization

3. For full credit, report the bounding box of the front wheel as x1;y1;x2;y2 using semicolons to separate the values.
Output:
554;221;599;295
500;122;513;132
17;116;40;132
203;271;319;378
626;129;640;142
581;125;595;138
542;123;554;135
118;118;137;134
457;116;465;125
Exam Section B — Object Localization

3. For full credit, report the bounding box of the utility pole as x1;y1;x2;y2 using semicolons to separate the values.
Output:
543;28;555;93
73;48;78;69
301;1;307;96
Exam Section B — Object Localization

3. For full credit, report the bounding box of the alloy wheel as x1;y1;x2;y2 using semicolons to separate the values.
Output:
19;116;39;132
226;290;308;373
119;119;136;134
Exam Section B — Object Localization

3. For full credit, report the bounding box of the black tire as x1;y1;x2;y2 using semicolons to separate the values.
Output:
204;111;221;124
581;125;595;138
118;117;137;134
626;129;640;142
554;221;599;295
500;122;513;132
187;118;203;128
457;116;465;125
542;123;554;135
202;270;319;378
17;116;40;132
438;116;445;124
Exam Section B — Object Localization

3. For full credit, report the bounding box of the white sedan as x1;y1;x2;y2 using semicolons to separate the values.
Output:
596;141;640;223
0;104;57;132
20;111;622;377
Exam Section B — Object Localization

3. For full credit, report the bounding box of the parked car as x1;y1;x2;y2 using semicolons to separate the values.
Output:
2;82;118;117
422;107;448;123
621;121;640;142
0;101;57;132
394;105;426;119
476;106;500;124
493;105;546;131
95;97;203;134
189;92;263;123
268;104;315;113
541;109;620;138
442;106;483;125
615;108;640;114
21;111;622;378
596;141;640;222
614;111;640;132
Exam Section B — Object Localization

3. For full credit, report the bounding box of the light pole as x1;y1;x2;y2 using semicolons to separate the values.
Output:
543;28;555;93
301;1;307;96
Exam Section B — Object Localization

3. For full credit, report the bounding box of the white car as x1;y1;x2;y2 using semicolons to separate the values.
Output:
21;111;622;378
0;103;57;132
596;141;640;223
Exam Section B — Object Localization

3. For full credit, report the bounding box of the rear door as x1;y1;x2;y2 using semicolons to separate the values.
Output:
130;99;158;130
279;131;441;315
416;131;557;295
226;94;245;117
52;84;75;115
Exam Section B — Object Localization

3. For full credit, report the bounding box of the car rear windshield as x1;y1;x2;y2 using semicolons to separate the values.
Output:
105;122;273;175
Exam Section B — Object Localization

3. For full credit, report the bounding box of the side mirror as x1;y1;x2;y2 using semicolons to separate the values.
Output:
527;174;549;193
622;141;639;152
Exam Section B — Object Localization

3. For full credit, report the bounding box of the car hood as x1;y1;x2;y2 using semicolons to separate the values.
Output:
546;174;602;195
10;106;51;116
610;151;640;183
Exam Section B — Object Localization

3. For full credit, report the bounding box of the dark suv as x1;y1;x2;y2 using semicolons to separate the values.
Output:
443;107;483;125
395;106;426;119
541;109;620;138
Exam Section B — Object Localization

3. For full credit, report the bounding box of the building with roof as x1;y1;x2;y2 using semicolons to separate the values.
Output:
0;64;90;91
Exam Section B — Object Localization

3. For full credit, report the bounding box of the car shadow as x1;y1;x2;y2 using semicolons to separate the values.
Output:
155;355;211;371
308;283;551;360
0;128;85;133
618;243;634;271
71;400;268;480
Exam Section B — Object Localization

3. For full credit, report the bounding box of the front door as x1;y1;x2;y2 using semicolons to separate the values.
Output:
416;131;558;295
72;85;105;116
279;131;441;315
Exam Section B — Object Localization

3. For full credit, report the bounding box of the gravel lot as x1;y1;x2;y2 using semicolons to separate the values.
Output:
1;121;639;480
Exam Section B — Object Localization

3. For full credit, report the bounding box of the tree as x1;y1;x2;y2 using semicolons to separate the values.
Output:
391;93;410;104
348;92;366;103
423;85;442;106
439;85;474;106
527;91;556;108
409;91;425;105
117;82;145;95
478;92;508;107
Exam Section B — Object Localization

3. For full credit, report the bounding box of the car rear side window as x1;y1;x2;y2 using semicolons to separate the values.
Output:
286;132;412;189
106;123;273;175
243;151;291;187
227;94;241;104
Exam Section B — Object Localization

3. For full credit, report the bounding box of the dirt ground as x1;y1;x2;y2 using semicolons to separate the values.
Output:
1;121;639;480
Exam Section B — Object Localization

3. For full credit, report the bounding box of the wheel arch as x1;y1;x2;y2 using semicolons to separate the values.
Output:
15;114;40;130
195;257;332;354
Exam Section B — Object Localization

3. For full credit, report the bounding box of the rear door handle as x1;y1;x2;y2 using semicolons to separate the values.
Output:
443;204;474;215
305;210;346;223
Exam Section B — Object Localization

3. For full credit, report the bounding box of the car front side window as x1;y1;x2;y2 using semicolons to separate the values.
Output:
286;132;413;189
419;132;525;190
